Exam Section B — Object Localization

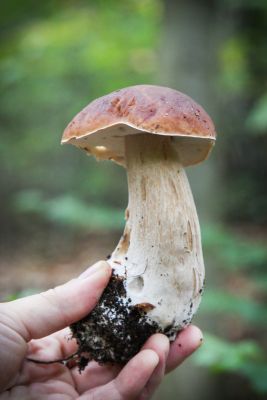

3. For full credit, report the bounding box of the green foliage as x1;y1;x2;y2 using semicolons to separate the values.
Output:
194;333;262;373
202;224;267;271
219;37;250;96
201;290;267;326
246;93;267;133
0;0;161;213
194;333;267;393
14;190;124;231
195;223;267;393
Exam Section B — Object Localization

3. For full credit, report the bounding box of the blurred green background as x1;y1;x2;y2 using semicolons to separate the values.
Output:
1;0;267;399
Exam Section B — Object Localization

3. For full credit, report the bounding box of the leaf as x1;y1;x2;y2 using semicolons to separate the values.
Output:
14;190;124;231
193;333;262;372
240;364;267;393
202;224;267;270
246;93;267;133
193;333;267;393
200;289;267;326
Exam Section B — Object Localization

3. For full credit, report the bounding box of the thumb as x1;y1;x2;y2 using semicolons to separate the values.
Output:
1;261;111;342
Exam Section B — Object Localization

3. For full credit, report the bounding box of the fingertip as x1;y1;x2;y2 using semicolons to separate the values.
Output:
149;333;170;348
71;261;111;310
78;260;111;280
180;324;204;351
100;260;112;280
111;349;159;399
81;262;111;285
142;333;170;359
140;349;160;370
166;325;203;373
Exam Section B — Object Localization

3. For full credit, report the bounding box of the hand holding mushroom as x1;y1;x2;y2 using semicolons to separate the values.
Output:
0;261;202;399
62;85;216;367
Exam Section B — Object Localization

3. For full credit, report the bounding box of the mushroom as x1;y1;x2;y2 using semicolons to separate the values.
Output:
62;85;216;366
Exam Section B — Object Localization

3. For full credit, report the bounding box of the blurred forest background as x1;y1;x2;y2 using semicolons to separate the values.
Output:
1;0;267;399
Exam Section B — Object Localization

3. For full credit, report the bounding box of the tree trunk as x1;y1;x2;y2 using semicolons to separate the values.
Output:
155;0;237;399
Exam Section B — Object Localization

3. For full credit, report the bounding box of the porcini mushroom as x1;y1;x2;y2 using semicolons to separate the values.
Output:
62;85;216;367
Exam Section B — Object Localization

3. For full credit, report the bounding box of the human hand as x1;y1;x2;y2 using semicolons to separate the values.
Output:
0;261;203;400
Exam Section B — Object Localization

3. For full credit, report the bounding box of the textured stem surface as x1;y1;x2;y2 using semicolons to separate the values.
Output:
110;134;204;334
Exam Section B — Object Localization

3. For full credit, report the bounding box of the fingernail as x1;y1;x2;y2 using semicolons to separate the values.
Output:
78;261;109;279
144;333;170;360
160;335;170;359
145;350;160;369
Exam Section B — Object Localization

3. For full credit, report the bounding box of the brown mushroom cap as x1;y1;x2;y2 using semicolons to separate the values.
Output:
61;85;216;166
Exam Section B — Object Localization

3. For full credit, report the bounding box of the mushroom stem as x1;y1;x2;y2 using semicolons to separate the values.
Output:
110;133;205;335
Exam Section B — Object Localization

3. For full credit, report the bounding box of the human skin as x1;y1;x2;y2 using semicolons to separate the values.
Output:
0;261;203;400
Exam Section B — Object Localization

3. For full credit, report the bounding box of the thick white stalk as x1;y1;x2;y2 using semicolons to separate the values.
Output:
109;134;204;335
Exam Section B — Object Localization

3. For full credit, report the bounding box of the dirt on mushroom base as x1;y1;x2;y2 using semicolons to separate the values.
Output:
70;271;165;369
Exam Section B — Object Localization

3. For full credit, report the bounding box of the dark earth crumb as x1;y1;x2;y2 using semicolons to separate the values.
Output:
70;271;163;371
163;324;173;333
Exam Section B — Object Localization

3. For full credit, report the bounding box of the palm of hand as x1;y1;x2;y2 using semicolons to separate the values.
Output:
1;325;200;400
0;263;202;400
10;329;126;399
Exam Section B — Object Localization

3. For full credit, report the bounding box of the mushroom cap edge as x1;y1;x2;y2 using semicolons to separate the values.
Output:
61;84;216;166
